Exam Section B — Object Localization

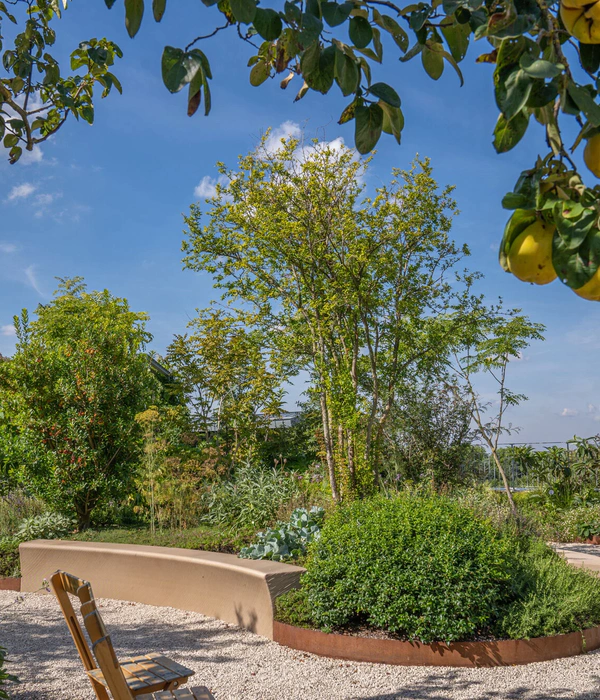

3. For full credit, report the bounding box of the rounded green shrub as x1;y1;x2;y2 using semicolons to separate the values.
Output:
302;494;514;643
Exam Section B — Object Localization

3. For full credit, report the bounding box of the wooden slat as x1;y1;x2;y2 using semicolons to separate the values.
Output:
144;653;194;678
171;689;196;699
121;662;166;689
187;688;216;700
136;689;216;700
122;656;183;683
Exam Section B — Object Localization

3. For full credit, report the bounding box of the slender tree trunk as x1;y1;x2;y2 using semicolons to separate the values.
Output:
346;428;356;491
489;442;519;517
320;391;339;502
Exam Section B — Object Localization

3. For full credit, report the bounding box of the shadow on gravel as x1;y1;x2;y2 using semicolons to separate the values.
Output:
2;595;268;673
354;670;600;700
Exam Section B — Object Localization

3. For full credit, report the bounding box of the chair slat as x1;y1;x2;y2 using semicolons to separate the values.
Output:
144;653;194;678
136;690;216;700
171;689;197;699
121;662;166;688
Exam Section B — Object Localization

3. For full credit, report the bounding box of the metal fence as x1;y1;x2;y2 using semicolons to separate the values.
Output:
472;441;578;490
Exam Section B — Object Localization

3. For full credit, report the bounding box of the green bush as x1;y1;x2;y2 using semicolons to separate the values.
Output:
497;540;600;639
71;524;254;553
239;506;325;561
200;462;302;529
13;512;74;541
0;646;18;699
0;539;19;577
274;587;314;628
0;490;46;537
302;494;514;643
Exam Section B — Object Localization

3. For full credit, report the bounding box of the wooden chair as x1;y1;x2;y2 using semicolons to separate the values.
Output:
50;571;215;700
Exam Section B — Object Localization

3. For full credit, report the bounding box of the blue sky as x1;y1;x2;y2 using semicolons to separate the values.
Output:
1;1;599;445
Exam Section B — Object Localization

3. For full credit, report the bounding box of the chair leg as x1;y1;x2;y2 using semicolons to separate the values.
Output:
90;676;111;700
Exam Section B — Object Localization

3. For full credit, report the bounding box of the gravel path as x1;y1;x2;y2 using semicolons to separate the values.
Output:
2;590;600;700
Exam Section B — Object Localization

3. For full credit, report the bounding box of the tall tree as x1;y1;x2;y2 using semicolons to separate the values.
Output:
166;307;285;460
0;277;159;528
182;136;477;499
449;305;545;515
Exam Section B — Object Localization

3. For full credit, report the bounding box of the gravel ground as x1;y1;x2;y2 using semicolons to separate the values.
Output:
2;590;600;700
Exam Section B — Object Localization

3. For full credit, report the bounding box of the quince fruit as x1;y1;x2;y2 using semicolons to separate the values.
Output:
584;133;600;177
574;268;600;300
507;220;557;285
560;0;600;43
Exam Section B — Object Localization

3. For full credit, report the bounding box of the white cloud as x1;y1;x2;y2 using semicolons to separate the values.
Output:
24;265;43;296
0;324;15;337
588;403;597;414
594;415;600;423
7;183;36;201
560;408;579;417
194;176;219;199
0;243;17;254
35;193;54;206
264;121;303;154
19;146;44;165
194;175;229;200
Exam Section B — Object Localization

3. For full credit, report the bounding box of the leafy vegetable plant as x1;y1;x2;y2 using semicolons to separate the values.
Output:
239;506;325;561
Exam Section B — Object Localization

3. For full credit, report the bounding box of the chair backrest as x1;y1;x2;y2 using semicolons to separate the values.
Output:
51;570;134;700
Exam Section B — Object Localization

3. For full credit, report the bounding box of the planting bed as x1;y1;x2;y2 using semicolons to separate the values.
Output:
273;621;600;667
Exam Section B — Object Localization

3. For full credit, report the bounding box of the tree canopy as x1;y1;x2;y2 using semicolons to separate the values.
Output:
0;277;160;528
3;0;600;296
182;136;489;498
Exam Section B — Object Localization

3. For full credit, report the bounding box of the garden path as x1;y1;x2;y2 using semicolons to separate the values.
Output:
554;543;600;574
2;591;600;700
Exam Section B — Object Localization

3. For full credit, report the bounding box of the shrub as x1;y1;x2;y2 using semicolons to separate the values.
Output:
0;490;46;537
302;494;514;643
200;462;302;529
14;512;74;542
0;539;19;577
0;646;18;699
274;587;314;628
239;506;325;561
71;524;254;553
497;540;600;639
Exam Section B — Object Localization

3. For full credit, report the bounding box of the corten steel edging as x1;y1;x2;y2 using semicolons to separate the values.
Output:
0;577;20;591
19;540;304;639
273;621;600;667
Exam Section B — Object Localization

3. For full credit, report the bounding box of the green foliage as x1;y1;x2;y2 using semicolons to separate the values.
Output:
239;506;325;561
0;278;160;529
0;539;19;577
13;512;73;542
274;587;314;628
166;308;285;462
383;383;475;488
0;645;18;699
302;494;514;642
4;0;600;282
0;2;123;163
497;540;600;639
183;138;480;501
577;520;600;541
0;490;46;537
70;523;254;553
200;461;302;529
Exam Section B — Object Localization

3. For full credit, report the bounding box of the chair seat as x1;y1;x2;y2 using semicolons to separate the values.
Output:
136;687;215;699
87;652;194;696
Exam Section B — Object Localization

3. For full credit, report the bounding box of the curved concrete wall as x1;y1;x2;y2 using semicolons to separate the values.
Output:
20;540;304;639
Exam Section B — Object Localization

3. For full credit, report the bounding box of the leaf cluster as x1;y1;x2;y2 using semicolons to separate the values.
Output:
239;505;325;560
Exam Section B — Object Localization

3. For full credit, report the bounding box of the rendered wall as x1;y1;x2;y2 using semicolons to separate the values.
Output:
20;539;304;639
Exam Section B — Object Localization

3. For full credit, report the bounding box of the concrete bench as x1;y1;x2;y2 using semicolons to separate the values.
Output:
20;539;304;639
